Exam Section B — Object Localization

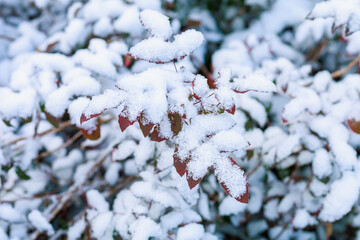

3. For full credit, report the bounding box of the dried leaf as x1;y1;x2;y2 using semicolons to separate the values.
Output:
347;119;360;134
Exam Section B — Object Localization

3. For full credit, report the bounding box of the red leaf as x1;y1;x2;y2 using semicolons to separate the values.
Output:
186;170;203;190
80;112;103;124
232;89;249;94
150;125;168;142
168;112;183;137
138;113;155;137
118;114;135;132
173;146;190;177
207;74;217;89
215;157;249;203
225;104;236;115
124;54;133;67
81;119;101;140
348;119;360;134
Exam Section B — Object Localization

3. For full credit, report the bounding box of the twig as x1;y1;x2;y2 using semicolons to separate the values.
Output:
2;120;72;148
173;60;178;72
103;175;138;198
0;192;58;204
306;38;328;62
274;221;290;240
36;131;83;160
246;161;262;178
190;55;211;76
2;116;114;149
306;169;314;190
331;55;360;78
29;150;112;240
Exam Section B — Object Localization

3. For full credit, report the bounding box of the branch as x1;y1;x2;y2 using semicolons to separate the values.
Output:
36;130;83;160
2;120;72;148
2;116;114;149
246;160;262;178
29;149;112;240
331;55;360;78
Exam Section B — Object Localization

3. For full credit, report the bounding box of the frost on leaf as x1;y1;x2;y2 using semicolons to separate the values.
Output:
232;73;277;94
214;157;249;203
139;9;173;40
129;30;204;63
174;115;249;202
319;173;359;222
129;10;204;63
80;89;125;124
307;0;360;35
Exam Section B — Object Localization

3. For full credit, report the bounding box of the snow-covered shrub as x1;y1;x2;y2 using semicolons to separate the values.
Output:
1;0;360;239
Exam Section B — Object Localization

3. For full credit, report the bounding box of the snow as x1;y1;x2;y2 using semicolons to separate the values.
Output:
219;196;247;216
312;149;332;179
64;19;89;48
86;189;109;212
134;138;155;168
198;191;211;220
81;89;125;120
247;220;268;237
81;0;125;22
214;157;247;199
276;135;300;161
282;88;321;122
308;0;360;34
313;71;331;92
1;2;360;240
177;223;205;240
94;17;113;37
0;87;36;120
264;199;279;221
310;178;329;197
129;217;162;240
293;209;318;229
115;67;183;123
28;210;54;235
0;204;24;223
319;172;360;222
68;218;86;240
129;29;204;63
105;162;122;185
140;10;173;40
0;228;8;240
91;212;113;238
113;6;143;36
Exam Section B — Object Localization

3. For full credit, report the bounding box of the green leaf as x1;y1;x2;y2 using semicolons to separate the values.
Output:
3;119;12;127
1;163;13;172
15;167;31;180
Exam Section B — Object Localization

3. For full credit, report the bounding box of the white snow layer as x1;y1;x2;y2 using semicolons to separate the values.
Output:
139;9;173;40
28;210;54;235
319;173;359;222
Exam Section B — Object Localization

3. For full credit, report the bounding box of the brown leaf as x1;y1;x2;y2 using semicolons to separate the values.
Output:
150;125;168;142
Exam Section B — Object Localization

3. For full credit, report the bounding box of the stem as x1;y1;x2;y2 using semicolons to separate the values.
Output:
29;150;112;240
331;55;360;78
2;120;72;148
246;161;262;178
36;131;83;160
173;60;178;72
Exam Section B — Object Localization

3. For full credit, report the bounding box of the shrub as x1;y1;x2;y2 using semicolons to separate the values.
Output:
0;0;360;239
